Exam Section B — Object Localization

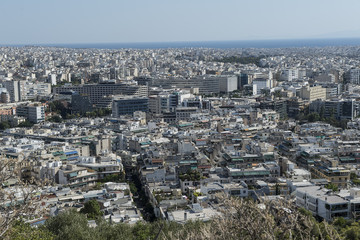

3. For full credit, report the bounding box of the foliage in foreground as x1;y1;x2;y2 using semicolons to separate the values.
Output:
4;221;54;240
7;196;360;240
79;200;102;220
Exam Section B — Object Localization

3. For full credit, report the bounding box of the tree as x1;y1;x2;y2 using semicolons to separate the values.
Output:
320;106;325;120
273;90;282;99
4;221;54;240
217;55;264;67
0;156;40;238
179;170;201;181
325;183;339;192
0;121;11;130
47;115;62;123
260;88;270;97
350;173;360;185
47;100;71;119
99;174;121;183
344;224;360;240
275;183;281;195
129;182;138;194
17;120;34;128
132;222;156;240
80;200;102;220
307;112;320;122
45;210;97;240
95;219;133;240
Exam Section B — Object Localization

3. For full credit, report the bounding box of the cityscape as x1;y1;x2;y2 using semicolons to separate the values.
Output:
3;1;360;240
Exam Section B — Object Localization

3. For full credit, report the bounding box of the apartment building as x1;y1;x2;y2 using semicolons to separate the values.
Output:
54;83;148;105
299;85;326;102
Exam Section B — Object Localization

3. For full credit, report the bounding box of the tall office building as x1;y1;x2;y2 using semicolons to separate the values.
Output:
2;80;20;102
219;76;238;92
238;73;249;89
49;74;57;85
349;69;360;85
112;96;149;117
110;68;118;80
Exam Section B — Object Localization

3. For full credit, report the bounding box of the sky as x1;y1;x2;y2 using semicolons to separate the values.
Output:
1;0;360;45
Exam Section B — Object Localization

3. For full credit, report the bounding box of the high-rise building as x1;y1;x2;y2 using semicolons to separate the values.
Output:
110;68;118;80
252;78;271;94
349;69;360;84
238;73;249;89
2;80;19;102
219;76;238;92
49;74;57;85
112;96;148;117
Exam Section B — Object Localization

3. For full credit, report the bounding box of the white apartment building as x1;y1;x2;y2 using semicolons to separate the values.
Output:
252;78;271;94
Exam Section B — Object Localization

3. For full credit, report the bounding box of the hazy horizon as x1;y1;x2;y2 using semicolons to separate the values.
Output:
3;37;360;50
2;0;360;45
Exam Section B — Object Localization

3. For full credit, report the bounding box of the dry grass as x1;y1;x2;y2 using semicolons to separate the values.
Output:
162;195;342;240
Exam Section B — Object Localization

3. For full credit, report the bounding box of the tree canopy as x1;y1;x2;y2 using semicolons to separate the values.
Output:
80;200;102;220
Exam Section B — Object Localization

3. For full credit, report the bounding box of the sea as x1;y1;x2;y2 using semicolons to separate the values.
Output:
4;38;360;49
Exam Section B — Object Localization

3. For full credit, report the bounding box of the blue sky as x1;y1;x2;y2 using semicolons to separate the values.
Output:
1;0;360;44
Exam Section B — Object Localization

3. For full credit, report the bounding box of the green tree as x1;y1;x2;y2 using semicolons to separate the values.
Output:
275;183;281;195
99;173;122;183
129;182;138;194
307;112;320;122
95;219;133;240
345;226;360;240
47;100;71;119
48;115;63;123
217;55;264;67
333;217;349;229
0;121;11;130
80;200;102;220
273;90;282;99
320;106;325;120
179;170;201;181
5;221;54;240
132;222;156;240
17;120;34;128
325;183;339;192
45;210;96;240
